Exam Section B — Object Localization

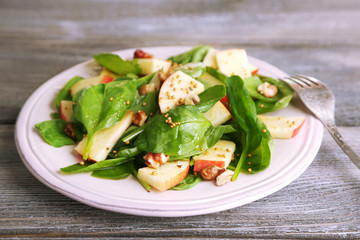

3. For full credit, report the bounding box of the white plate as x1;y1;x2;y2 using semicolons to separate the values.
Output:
15;46;323;217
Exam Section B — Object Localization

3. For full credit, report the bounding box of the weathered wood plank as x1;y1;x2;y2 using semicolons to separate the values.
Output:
1;125;359;238
1;0;360;125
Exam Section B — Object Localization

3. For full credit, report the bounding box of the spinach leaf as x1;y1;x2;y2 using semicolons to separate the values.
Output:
170;124;237;160
225;76;272;180
108;146;143;159
174;62;206;78
35;119;75;147
73;81;136;159
168;46;211;64
135;105;212;156
196;85;226;113
130;90;159;115
60;157;133;173
94;53;141;75
133;73;155;88
244;75;293;113
54;76;83;110
50;112;61;119
243;76;280;102
171;173;202;190
206;66;227;83
91;161;132;180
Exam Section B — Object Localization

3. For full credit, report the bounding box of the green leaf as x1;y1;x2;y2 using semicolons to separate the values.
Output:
54;76;83;110
245;75;294;113
72;81;137;159
35;119;75;147
92;162;132;180
196;85;226;113
133;73;155;88
135;105;212;157
94;53;141;75
130;90;159;115
206;66;227;83
171;173;202;190
174;62;206;78
60;157;133;174
168;46;211;64
225;76;272;180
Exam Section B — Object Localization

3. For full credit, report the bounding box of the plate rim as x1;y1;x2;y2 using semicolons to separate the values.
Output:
15;46;324;217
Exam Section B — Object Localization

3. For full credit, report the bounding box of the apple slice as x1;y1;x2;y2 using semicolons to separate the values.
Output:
70;76;102;96
202;48;218;69
100;67;120;79
202;101;232;127
60;100;73;122
193;140;236;172
158;70;205;113
137;160;190;191
249;63;259;75
74;110;134;162
216;49;251;79
136;58;171;75
257;115;306;139
197;72;225;87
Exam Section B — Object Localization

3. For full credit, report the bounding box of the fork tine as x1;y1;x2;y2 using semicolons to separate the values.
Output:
296;75;327;88
292;76;315;87
282;76;307;88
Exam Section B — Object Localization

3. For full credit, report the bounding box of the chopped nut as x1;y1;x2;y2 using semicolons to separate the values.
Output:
257;82;278;98
216;169;234;187
200;165;225;180
144;152;169;169
184;94;200;105
158;67;171;84
133;49;154;59
64;123;76;140
132;110;148;126
139;83;156;95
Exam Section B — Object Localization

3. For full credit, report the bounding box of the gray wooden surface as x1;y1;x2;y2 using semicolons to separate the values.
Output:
1;0;359;239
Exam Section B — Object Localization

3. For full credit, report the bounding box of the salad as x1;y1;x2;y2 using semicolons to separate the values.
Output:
35;46;305;192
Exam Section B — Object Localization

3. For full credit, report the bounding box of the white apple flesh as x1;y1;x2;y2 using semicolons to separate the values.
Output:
193;140;236;172
202;48;218;69
202;101;232;127
60;100;73;122
216;49;251;79
158;70;205;113
69;76;102;97
137;160;190;191
136;58;171;75
257;115;306;139
74;110;134;162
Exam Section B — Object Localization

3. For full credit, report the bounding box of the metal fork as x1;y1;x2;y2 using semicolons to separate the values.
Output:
280;75;360;169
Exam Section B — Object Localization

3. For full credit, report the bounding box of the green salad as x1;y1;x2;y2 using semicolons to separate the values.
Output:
35;46;302;192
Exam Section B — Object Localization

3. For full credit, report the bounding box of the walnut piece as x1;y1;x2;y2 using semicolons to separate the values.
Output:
139;83;156;95
64;123;76;140
132;110;148;127
133;49;153;59
257;82;278;98
200;165;224;180
215;169;234;187
144;152;169;169
184;94;200;105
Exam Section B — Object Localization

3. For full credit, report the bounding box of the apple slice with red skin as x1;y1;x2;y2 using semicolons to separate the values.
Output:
193;140;236;172
99;75;114;84
60;100;73;122
137;160;190;191
257;115;306;139
249;63;259;75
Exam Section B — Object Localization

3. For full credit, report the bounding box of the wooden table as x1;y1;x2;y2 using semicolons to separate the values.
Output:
1;0;359;238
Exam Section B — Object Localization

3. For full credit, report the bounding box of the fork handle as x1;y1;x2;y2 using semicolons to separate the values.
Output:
324;121;360;169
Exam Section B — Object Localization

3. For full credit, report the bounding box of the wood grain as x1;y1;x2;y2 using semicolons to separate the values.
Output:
1;125;360;238
1;0;360;238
